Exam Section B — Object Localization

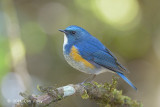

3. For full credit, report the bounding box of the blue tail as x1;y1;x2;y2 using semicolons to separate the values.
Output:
116;72;137;90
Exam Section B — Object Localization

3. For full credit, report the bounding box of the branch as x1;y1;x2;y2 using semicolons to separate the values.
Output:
15;77;142;107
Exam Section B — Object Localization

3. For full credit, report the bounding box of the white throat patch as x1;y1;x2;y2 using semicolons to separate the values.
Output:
63;34;68;51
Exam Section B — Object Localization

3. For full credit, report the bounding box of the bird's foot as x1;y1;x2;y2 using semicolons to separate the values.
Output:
79;82;86;88
79;74;96;88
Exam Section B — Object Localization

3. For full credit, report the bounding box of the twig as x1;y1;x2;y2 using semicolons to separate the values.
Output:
15;78;143;107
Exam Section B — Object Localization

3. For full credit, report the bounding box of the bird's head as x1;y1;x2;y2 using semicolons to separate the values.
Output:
59;25;91;43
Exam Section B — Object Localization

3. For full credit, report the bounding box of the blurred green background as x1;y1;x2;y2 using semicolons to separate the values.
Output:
0;0;160;107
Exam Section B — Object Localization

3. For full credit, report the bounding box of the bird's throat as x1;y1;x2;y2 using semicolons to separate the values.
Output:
63;34;68;51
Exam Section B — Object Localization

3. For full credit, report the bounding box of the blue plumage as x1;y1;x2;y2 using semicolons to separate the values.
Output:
59;25;137;90
116;72;137;90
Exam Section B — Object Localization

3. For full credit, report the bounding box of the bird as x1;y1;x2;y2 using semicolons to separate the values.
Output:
59;25;137;90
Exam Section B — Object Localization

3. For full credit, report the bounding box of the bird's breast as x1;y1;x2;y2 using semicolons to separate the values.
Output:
69;46;95;69
63;46;105;74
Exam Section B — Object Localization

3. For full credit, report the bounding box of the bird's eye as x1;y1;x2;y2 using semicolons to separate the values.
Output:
71;31;76;34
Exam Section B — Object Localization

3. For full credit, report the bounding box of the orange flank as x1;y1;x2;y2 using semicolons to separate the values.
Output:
70;46;95;69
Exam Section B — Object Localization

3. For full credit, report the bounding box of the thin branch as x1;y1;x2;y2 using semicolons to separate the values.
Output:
15;78;142;107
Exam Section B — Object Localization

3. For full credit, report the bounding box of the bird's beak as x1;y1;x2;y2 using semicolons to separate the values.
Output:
59;29;66;33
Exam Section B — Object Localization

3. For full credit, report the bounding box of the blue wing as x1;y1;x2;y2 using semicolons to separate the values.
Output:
75;36;136;90
92;50;124;73
75;37;126;73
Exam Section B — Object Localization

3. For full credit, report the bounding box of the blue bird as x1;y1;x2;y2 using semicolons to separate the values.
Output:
59;25;137;90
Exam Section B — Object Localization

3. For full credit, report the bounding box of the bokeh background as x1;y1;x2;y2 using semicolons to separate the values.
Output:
0;0;160;106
